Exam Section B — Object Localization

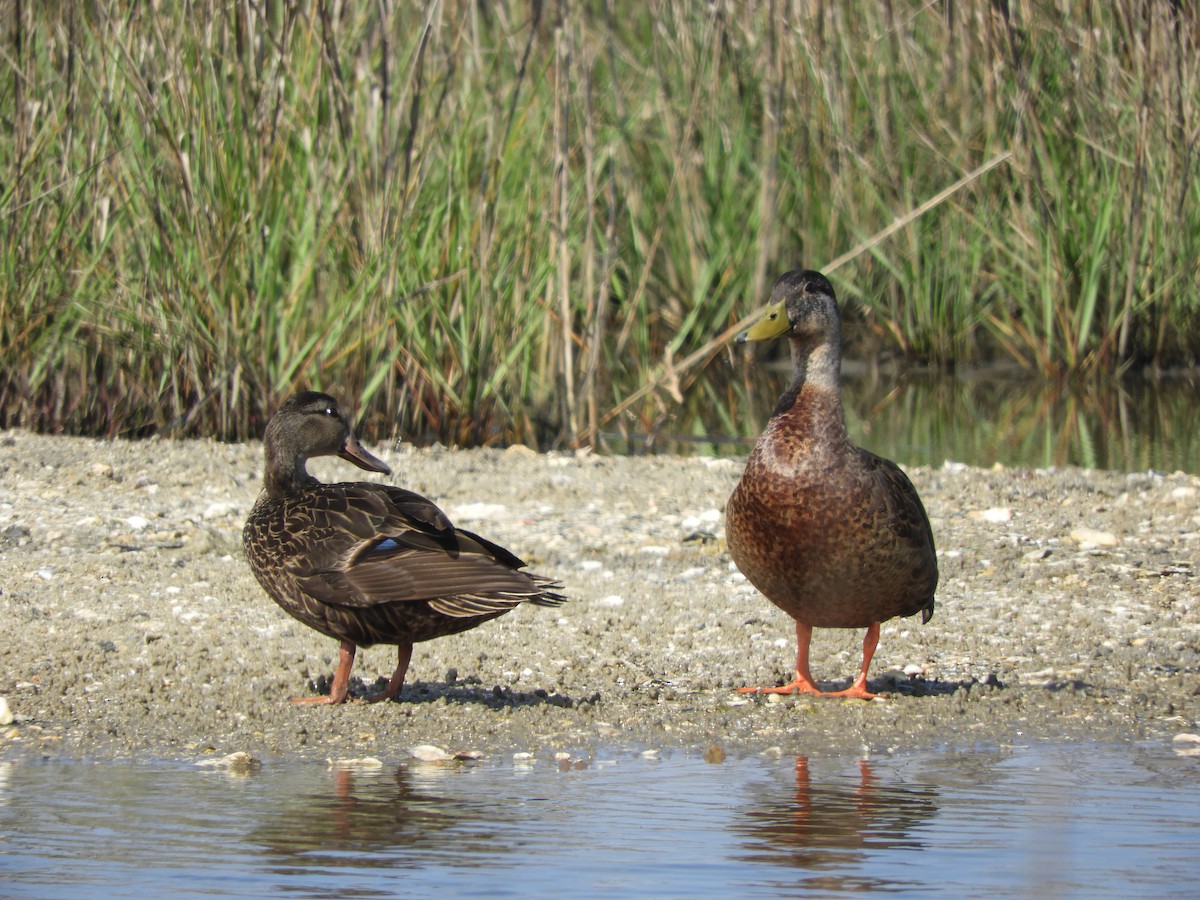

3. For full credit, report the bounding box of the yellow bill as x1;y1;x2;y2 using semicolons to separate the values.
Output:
736;299;790;343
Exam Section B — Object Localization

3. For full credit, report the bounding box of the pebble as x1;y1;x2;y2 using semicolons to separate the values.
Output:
1070;527;1118;547
195;751;260;774
1172;734;1200;757
410;744;449;762
202;502;237;520
971;507;1013;523
0;696;12;726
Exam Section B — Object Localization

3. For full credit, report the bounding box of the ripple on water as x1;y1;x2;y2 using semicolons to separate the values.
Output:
1;743;1198;898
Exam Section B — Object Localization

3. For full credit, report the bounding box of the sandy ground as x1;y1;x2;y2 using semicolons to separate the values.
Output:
1;430;1198;765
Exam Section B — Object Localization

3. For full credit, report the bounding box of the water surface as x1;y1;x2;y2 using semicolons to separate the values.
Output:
2;743;1197;898
647;363;1200;475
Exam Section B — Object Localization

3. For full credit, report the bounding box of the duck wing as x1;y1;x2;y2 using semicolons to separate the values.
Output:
857;448;939;621
283;484;561;618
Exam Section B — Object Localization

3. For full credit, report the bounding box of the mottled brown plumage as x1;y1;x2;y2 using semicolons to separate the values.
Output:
726;270;937;699
243;391;565;704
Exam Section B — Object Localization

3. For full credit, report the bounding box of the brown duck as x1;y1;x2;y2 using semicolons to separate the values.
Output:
243;391;566;704
726;270;937;699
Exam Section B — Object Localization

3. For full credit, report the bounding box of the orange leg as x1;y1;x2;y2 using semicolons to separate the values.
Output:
823;623;880;699
366;642;413;703
292;640;357;705
738;621;881;700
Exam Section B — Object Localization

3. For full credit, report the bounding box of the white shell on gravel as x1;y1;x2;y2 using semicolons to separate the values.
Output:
196;751;260;773
970;507;1012;523
1070;527;1118;547
410;745;449;762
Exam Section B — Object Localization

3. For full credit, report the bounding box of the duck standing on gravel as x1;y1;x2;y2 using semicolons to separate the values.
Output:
243;391;566;704
726;270;938;699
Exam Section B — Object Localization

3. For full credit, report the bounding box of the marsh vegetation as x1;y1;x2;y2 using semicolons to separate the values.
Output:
3;2;1197;447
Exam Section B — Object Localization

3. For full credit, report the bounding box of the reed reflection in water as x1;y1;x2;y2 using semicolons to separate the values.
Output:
636;360;1200;475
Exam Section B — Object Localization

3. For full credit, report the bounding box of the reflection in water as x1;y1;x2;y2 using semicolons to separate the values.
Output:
645;360;1200;474
250;764;473;867
2;746;1199;897
733;757;938;892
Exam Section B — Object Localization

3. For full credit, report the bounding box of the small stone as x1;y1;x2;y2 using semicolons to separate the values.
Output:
127;515;151;531
640;749;660;759
903;663;925;678
970;507;1012;523
704;744;726;764
196;751;261;774
1070;527;1118;547
202;502;236;520
0;696;13;726
598;595;625;607
410;744;449;762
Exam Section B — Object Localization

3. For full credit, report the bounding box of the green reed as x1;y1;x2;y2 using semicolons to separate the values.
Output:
2;2;1197;446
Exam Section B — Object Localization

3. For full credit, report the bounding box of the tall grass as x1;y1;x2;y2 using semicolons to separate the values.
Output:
2;1;1198;446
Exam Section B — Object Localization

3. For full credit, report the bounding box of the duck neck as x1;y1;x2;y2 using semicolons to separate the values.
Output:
264;445;316;499
775;329;843;410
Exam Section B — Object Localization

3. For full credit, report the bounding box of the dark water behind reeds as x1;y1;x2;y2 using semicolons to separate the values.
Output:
619;363;1200;476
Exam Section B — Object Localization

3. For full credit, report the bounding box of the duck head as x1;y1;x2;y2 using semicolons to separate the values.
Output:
262;391;391;497
737;269;839;344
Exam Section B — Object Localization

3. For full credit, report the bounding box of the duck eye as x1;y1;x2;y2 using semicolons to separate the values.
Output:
768;312;777;321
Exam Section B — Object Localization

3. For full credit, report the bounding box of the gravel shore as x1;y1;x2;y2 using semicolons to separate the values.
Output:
1;431;1198;764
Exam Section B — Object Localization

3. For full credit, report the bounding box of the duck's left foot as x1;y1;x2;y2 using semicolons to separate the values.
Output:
736;677;879;700
736;675;823;696
364;643;413;704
